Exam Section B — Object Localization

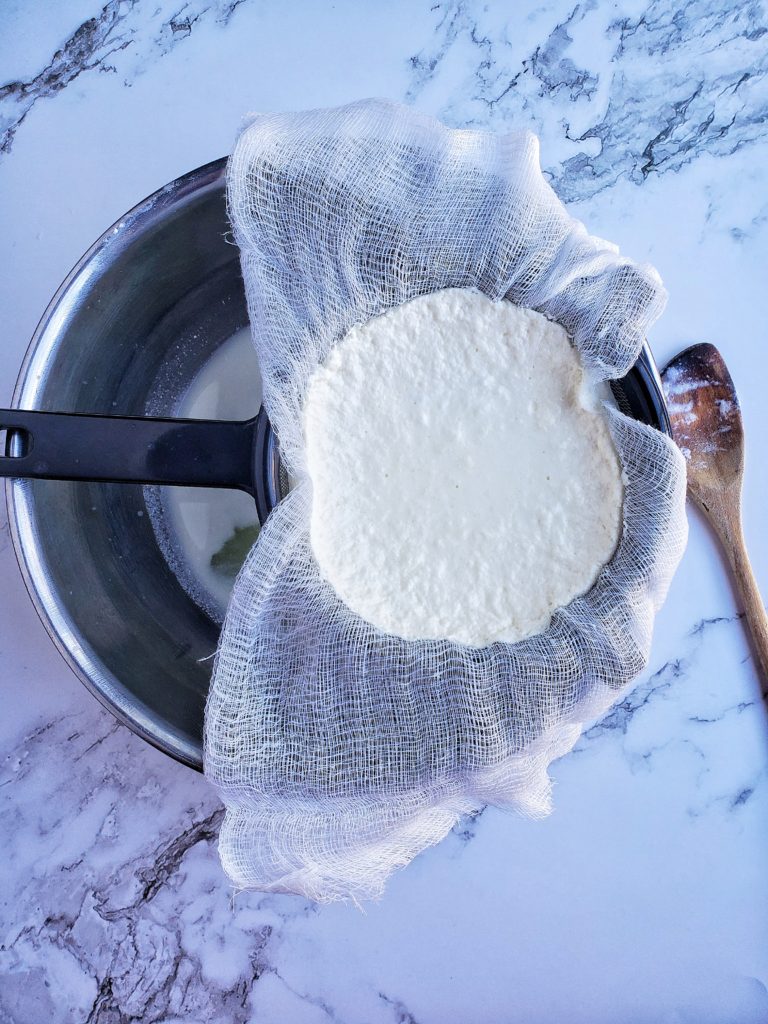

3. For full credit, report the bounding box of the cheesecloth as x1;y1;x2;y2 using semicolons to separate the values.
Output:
204;99;688;902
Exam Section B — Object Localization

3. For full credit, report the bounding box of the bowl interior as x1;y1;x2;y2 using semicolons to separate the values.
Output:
9;160;240;769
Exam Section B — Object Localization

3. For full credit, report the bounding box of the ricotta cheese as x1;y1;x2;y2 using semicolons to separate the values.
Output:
304;288;624;647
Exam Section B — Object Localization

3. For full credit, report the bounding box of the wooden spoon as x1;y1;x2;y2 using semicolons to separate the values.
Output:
662;343;768;686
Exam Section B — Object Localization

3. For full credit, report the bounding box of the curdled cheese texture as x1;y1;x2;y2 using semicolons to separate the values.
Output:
303;288;624;647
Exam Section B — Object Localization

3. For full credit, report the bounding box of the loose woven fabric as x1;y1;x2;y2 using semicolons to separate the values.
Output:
205;99;688;902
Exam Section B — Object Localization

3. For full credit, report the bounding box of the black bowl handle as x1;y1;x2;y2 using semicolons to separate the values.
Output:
0;408;262;496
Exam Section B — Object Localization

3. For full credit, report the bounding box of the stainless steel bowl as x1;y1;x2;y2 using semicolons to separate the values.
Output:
7;158;240;770
6;158;672;772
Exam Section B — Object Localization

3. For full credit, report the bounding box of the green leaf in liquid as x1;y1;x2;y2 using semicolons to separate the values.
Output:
210;522;261;578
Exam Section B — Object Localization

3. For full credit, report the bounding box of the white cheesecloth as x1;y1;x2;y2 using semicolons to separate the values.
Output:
204;99;688;902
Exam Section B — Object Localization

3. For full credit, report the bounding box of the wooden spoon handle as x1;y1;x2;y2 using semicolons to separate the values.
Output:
720;507;768;688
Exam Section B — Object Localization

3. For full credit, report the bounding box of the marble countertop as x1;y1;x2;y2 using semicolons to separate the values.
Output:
1;2;767;1021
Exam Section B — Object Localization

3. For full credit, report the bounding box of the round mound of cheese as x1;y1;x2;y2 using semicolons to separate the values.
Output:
303;288;624;647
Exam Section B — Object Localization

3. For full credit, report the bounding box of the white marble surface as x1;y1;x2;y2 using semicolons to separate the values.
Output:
1;1;767;1020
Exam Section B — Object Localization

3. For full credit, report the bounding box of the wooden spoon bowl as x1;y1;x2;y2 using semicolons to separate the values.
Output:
662;343;767;688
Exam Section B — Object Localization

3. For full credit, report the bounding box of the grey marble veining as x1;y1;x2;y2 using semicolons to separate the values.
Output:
1;0;767;1020
0;0;253;156
407;0;768;201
